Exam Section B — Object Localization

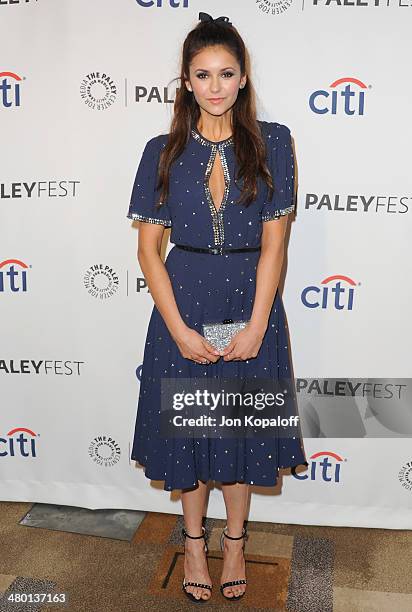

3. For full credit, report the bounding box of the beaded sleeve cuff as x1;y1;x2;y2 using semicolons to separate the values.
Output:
127;211;172;227
261;203;295;222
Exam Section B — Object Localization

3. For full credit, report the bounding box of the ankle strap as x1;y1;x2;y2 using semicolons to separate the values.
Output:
222;526;247;540
182;525;206;540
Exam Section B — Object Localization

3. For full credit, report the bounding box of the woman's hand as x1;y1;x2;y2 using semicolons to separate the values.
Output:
174;327;221;364
220;323;266;362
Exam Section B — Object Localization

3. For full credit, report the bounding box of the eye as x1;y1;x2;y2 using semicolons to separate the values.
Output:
195;71;235;79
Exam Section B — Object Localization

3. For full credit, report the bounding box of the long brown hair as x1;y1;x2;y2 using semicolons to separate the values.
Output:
155;17;275;210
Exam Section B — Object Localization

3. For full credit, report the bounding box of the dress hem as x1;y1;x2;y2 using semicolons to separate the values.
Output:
131;454;307;492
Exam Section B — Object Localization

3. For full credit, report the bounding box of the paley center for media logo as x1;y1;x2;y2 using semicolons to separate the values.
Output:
80;72;117;110
310;77;369;116
0;71;23;108
79;68;176;109
254;0;407;16
255;0;293;15
292;450;346;483
0;259;30;293
88;435;121;467
301;274;359;310
398;460;412;492
83;264;119;299
0;427;39;458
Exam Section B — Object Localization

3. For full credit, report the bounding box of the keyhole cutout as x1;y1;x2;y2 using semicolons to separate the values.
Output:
208;150;225;213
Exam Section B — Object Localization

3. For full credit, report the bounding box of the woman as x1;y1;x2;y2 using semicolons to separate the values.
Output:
127;12;307;603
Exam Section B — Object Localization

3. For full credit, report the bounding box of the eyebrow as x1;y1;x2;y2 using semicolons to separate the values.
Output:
194;67;236;72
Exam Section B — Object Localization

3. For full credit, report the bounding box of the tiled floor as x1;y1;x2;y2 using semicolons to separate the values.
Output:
1;502;411;611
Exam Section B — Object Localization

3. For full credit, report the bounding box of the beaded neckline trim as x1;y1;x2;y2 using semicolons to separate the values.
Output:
191;127;234;148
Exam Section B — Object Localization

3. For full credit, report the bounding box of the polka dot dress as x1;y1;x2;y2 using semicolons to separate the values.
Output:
127;120;307;491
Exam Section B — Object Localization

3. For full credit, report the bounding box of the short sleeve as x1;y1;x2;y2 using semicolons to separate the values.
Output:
260;123;295;222
126;135;172;227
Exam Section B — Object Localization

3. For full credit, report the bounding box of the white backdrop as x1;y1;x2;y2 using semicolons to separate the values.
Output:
1;0;412;529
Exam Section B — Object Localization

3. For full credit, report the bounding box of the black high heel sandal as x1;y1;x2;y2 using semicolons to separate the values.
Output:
181;525;212;603
219;525;248;601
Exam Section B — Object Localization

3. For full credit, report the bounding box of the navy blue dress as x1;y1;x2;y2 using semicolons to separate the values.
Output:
127;120;307;491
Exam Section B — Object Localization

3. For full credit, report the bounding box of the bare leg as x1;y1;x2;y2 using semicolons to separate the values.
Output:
221;482;249;598
181;481;212;601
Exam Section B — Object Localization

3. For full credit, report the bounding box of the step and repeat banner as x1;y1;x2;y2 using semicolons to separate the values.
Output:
1;1;411;529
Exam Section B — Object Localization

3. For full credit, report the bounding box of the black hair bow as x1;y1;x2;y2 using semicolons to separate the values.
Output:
198;12;232;26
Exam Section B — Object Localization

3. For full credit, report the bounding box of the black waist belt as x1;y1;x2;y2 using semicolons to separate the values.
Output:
174;243;261;255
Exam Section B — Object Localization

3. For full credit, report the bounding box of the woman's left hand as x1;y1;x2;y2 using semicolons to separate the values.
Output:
220;323;266;361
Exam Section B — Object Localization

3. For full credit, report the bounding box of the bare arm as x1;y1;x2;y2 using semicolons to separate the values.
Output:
249;215;289;337
249;128;297;338
137;222;187;342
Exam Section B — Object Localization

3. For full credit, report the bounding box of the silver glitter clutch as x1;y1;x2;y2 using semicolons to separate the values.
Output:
202;318;250;351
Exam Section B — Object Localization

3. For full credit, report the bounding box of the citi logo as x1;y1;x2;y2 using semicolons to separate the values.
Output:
301;274;358;310
0;259;30;292
292;451;345;483
0;71;23;108
0;427;38;457
309;77;368;115
135;0;189;6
